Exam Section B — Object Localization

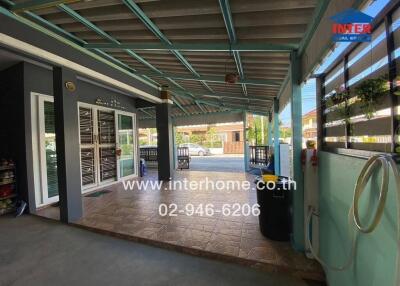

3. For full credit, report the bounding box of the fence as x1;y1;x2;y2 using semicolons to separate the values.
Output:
140;147;190;169
223;141;244;154
140;147;158;163
318;1;400;157
249;145;269;166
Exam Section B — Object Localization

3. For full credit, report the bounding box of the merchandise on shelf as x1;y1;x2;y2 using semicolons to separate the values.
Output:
0;159;17;215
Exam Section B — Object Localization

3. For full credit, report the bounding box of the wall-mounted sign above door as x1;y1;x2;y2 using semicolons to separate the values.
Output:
95;97;127;110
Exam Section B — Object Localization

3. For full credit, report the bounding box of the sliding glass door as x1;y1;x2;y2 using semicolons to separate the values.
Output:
78;105;137;190
97;109;117;183
38;97;59;204
117;113;136;178
34;97;138;206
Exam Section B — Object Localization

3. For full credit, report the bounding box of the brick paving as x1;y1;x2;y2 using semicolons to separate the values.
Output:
37;170;324;282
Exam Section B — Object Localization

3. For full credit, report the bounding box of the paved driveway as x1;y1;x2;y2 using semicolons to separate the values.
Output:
0;215;318;286
189;155;244;173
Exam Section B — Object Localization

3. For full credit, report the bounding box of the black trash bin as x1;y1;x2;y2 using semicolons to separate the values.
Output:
255;176;293;241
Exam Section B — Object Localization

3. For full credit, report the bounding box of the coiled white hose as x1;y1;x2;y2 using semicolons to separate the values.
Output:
306;154;400;285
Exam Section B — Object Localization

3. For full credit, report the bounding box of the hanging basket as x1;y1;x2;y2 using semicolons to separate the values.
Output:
225;73;239;84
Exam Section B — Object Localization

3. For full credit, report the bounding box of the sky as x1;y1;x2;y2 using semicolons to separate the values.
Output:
278;0;389;127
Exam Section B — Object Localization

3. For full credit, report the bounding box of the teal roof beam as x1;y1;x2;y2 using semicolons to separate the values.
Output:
143;72;281;86
58;4;118;44
241;82;248;96
172;95;268;115
11;0;78;12
139;108;155;118
298;0;330;56
122;0;215;94
24;11;136;75
0;6;159;89
171;90;272;102
24;10;83;44
57;4;164;87
195;101;207;114
122;0;170;44
200;81;215;93
24;9;160;87
83;42;298;52
172;97;190;116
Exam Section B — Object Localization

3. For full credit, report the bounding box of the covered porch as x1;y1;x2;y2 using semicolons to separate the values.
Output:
0;0;399;286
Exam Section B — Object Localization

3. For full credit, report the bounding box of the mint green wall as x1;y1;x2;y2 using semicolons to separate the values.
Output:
319;152;398;286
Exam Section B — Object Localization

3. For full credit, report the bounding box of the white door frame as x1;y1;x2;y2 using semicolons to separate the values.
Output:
115;110;138;180
77;102;98;191
78;102;138;192
37;95;59;205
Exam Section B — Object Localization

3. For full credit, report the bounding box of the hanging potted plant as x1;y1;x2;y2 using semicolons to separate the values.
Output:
354;76;389;119
325;87;352;124
394;75;400;96
336;90;352;124
325;86;347;107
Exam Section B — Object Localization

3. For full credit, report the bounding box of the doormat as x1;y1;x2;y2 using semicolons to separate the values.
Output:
85;190;112;197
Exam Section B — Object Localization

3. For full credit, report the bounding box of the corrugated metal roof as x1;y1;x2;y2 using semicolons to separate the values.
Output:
9;0;320;120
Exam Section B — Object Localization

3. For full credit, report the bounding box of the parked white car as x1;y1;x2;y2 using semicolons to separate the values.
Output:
179;143;210;156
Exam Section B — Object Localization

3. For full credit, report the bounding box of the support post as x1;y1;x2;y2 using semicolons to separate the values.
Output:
53;66;82;222
316;75;325;151
156;87;174;181
243;112;250;172
385;13;398;153
273;99;280;175
290;51;304;251
343;55;350;149
172;125;177;170
267;112;273;147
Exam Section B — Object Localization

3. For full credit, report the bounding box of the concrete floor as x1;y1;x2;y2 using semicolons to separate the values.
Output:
189;155;244;172
0;215;320;286
37;170;323;281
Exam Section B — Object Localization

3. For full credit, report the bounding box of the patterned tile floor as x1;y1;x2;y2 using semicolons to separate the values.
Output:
37;169;324;282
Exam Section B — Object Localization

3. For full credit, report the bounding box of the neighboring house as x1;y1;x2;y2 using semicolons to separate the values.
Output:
278;109;317;146
302;109;317;142
176;122;244;154
138;128;157;145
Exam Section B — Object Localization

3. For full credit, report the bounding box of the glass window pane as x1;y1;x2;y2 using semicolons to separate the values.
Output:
44;101;58;198
118;114;135;177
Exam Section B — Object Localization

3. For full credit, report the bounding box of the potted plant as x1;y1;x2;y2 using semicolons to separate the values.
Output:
354;76;389;119
325;87;352;124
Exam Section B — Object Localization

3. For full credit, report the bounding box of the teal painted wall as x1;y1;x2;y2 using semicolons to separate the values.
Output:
319;152;398;286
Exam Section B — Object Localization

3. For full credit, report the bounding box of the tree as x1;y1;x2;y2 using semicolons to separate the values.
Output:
247;115;268;145
175;132;185;145
205;127;219;148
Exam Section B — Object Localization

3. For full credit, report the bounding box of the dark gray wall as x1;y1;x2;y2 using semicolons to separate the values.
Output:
20;62;137;113
0;63;32;210
0;61;138;214
0;13;158;100
77;79;136;113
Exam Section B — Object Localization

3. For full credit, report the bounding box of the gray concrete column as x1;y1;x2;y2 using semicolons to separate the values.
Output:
273;99;280;175
290;51;304;251
243;112;250;172
156;88;173;181
53;66;82;223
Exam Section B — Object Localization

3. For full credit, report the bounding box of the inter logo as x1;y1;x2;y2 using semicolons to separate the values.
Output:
331;8;374;42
